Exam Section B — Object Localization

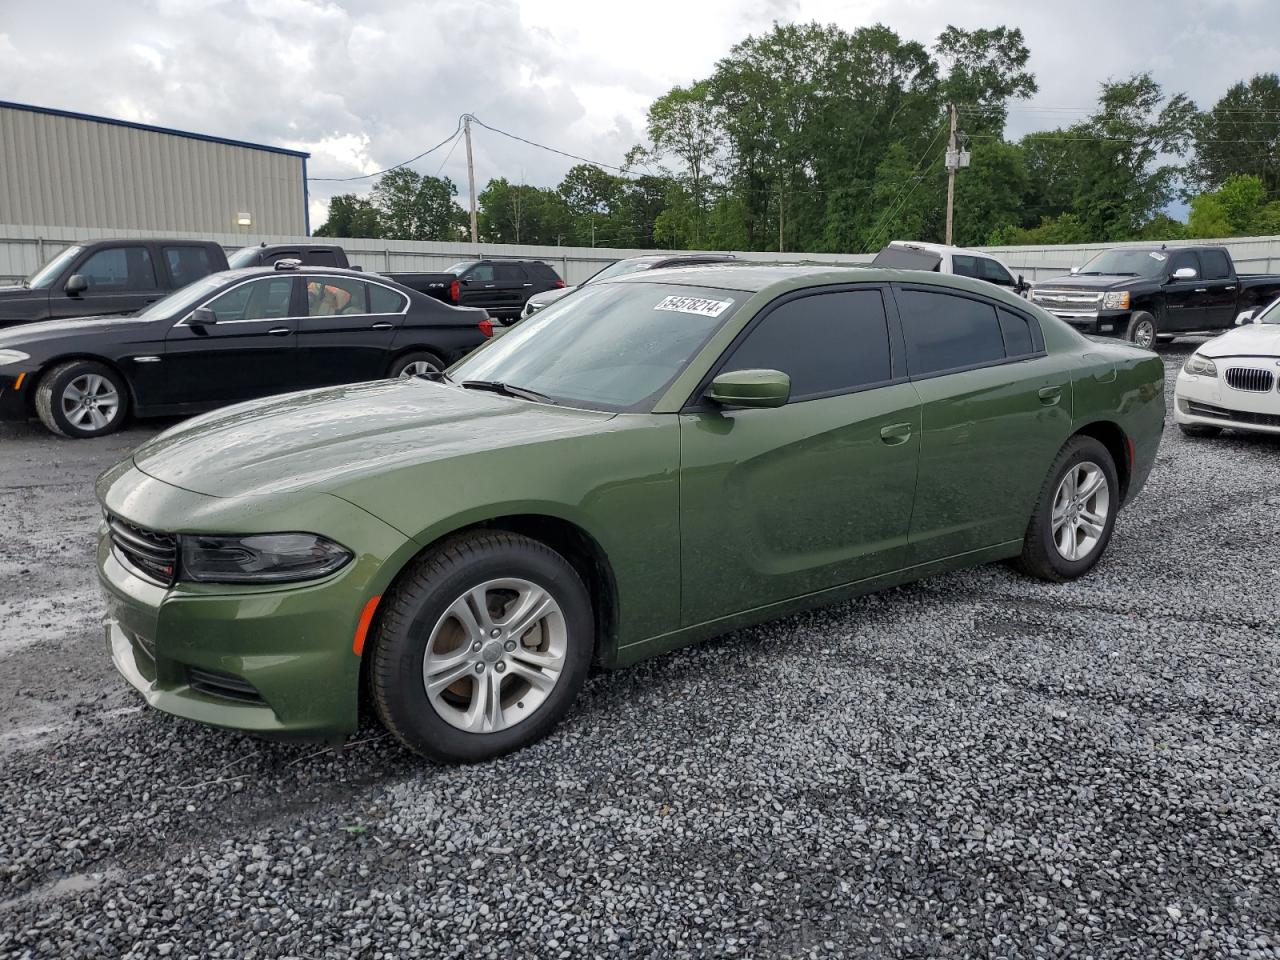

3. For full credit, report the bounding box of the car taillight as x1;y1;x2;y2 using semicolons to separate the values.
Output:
553;280;565;288
478;318;494;338
449;279;460;302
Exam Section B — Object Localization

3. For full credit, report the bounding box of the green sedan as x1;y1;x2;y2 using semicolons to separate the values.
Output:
96;266;1165;762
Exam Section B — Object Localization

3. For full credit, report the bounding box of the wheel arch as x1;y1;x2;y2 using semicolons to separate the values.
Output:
386;344;448;376
1071;420;1132;505
29;354;138;414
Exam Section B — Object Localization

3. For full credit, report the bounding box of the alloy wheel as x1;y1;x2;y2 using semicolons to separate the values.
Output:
399;360;440;378
421;577;567;733
61;373;120;432
1051;460;1111;562
1132;320;1155;349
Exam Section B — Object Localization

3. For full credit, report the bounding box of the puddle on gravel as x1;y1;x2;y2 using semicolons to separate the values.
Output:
0;868;125;910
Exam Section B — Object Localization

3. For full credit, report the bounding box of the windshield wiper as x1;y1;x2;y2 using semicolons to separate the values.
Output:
460;379;557;404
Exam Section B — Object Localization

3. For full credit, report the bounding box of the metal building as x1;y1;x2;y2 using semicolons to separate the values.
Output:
0;101;310;236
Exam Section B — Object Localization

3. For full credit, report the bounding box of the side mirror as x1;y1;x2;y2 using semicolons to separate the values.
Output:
64;274;88;296
1016;274;1029;295
190;306;218;327
707;369;791;409
1172;267;1197;281
1069;266;1079;275
1235;309;1257;325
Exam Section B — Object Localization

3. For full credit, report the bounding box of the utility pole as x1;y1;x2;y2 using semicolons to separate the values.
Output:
778;185;784;253
944;103;957;245
464;115;478;244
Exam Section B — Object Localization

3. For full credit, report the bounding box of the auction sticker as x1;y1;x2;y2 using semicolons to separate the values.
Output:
653;295;733;317
1149;252;1167;261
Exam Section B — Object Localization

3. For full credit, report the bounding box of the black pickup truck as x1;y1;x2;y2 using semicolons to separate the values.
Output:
0;238;228;329
228;242;353;269
1028;244;1280;347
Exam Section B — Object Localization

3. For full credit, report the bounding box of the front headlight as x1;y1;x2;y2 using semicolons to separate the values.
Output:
180;532;352;584
0;349;31;366
1183;353;1218;377
1102;291;1130;310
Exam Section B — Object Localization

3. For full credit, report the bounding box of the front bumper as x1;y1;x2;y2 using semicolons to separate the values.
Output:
1038;309;1130;337
1174;368;1280;435
0;370;33;420
97;463;415;738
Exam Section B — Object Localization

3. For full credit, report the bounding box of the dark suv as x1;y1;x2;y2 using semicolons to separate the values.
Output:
385;260;564;319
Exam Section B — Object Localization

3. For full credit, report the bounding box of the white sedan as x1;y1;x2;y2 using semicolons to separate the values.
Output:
1174;301;1280;437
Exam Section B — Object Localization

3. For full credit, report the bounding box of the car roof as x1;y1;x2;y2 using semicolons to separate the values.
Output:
887;240;998;258
223;265;384;280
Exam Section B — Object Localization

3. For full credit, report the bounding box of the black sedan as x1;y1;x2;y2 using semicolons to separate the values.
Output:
0;263;493;438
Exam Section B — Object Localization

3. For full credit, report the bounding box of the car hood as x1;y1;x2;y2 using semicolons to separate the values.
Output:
1034;274;1140;291
0;313;151;347
1197;323;1280;358
131;378;616;499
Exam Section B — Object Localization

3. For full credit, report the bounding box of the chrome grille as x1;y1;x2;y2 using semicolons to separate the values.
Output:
108;515;178;585
1031;289;1103;312
1224;367;1275;393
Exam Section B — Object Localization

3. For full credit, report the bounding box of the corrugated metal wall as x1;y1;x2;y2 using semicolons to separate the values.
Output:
0;105;306;236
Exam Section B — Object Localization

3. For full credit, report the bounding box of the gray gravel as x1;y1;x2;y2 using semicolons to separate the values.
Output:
2;343;1279;959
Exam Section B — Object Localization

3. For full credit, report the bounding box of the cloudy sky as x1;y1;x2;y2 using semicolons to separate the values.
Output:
0;0;1270;226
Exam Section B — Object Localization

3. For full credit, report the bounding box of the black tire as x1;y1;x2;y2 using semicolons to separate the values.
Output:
1125;311;1158;349
34;360;129;439
1014;435;1120;583
1178;422;1222;438
370;531;594;763
388;350;445;379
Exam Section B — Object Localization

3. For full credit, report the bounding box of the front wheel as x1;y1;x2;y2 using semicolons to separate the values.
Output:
1125;312;1158;349
34;360;129;438
370;531;594;763
1015;436;1119;582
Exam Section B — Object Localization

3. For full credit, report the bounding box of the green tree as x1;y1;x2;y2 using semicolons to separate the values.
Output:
314;194;382;238
1187;173;1277;237
372;169;465;241
952;140;1028;246
477;179;572;244
935;25;1037;135
1192;73;1280;197
645;81;723;245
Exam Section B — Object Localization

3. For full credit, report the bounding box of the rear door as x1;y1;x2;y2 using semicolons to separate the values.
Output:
678;286;921;624
492;262;530;315
1164;250;1204;331
1198;249;1238;329
296;276;407;386
52;245;163;318
160;276;299;406
893;284;1074;561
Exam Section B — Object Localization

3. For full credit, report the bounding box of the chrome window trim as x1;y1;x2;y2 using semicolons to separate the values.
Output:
172;273;411;330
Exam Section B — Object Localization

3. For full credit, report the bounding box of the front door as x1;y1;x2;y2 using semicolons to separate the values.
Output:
892;285;1074;560
297;276;406;386
159;276;299;407
51;245;164;319
679;286;921;626
1163;250;1204;332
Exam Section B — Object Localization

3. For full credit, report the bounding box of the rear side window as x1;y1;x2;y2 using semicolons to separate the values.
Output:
720;290;893;400
79;246;157;291
495;263;527;282
529;262;561;282
1200;249;1232;280
305;249;340;267
306;278;368;315
164;246;214;287
269;251;300;265
897;289;1005;375
369;283;408;313
998;308;1037;357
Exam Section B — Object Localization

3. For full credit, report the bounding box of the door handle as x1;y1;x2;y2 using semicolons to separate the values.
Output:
484;284;495;288
1224;286;1235;291
1194;288;1207;293
879;422;912;445
1038;385;1062;405
371;321;394;330
268;327;291;336
522;283;533;287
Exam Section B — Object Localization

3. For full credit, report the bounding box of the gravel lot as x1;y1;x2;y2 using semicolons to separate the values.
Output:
2;343;1278;959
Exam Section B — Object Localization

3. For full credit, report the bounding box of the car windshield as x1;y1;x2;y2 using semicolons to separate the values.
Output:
1258;299;1280;324
585;259;652;283
226;247;261;269
450;281;745;412
133;273;231;321
446;261;478;275
26;246;82;289
1076;250;1167;278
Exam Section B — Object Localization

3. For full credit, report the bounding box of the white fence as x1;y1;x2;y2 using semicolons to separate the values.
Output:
2;222;1279;286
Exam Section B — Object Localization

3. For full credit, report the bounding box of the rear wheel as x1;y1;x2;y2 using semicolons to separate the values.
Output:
1178;422;1223;438
1015;436;1119;582
370;531;594;763
1125;311;1158;348
34;360;129;438
389;351;445;379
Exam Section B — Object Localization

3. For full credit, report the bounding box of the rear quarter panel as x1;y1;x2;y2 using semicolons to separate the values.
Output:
1071;344;1165;503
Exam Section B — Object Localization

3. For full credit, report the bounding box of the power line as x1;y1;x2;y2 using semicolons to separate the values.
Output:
466;114;641;175
433;129;463;177
308;117;463;182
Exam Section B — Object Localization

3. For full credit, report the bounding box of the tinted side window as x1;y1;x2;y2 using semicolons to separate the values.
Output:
495;263;526;282
898;289;1005;375
164;246;214;287
530;262;560;282
998;308;1036;357
977;258;1014;286
1169;251;1200;277
721;290;893;400
1200;249;1232;280
268;251;300;265
79;247;157;291
369;283;408;313
206;278;294;322
951;255;979;278
467;264;495;282
306;278;368;315
306;250;339;267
